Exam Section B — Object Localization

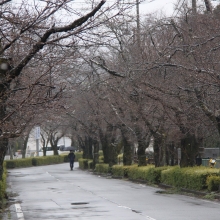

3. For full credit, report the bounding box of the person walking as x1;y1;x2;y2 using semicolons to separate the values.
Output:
68;150;75;170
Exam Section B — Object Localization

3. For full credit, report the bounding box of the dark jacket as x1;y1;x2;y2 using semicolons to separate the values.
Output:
68;152;75;161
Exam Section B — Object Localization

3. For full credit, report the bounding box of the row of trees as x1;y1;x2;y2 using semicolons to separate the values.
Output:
2;0;220;179
62;2;220;168
0;0;134;178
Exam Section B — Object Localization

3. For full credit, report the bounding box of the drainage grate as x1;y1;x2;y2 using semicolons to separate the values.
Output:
71;202;89;205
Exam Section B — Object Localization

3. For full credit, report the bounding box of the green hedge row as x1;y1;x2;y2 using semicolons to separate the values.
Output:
78;159;95;170
111;164;166;184
0;162;7;201
87;164;220;192
5;152;83;169
95;163;110;174
161;166;220;191
6;158;33;169
207;175;220;191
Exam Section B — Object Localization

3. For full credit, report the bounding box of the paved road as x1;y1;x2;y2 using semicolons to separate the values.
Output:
4;163;220;220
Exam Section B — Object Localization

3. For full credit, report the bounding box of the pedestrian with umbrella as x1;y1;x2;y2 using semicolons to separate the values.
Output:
68;150;75;170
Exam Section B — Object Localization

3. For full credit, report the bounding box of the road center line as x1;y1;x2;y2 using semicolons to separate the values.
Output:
15;203;25;220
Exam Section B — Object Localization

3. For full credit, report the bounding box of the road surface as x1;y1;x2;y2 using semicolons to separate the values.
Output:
4;162;220;220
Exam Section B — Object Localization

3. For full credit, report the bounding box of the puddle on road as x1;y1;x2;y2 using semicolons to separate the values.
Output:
132;209;142;213
72;206;91;209
71;202;89;205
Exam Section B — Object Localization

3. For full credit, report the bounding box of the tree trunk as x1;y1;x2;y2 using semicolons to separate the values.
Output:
92;138;99;168
50;135;61;156
41;135;47;156
80;136;93;159
165;144;169;166
180;134;199;167
153;133;165;167
86;136;93;159
120;125;132;166
22;133;30;158
0;59;10;178
99;125;118;167
170;142;175;166
99;130;109;163
77;135;83;152
164;142;175;166
135;126;151;166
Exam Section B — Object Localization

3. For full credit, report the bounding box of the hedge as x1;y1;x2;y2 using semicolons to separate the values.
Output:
32;155;64;166
0;162;7;201
78;159;89;169
88;160;94;169
5;152;83;169
95;163;109;174
161;166;220;190
6;158;33;169
207;175;220;191
117;154;123;164
111;165;126;177
91;164;220;192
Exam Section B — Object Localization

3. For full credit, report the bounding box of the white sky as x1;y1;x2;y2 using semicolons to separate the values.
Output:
139;0;220;16
11;1;220;19
140;0;178;15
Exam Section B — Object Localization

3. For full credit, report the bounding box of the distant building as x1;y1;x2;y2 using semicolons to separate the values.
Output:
202;148;220;158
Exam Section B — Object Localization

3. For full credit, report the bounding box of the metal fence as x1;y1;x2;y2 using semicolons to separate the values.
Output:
202;159;220;168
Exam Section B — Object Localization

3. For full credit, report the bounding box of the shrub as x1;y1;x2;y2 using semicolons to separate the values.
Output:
32;155;64;166
99;156;104;163
98;150;103;156
126;165;140;179
207;175;220;191
75;152;83;161
78;159;89;169
0;163;7;201
161;166;220;190
5;158;33;169
146;166;168;184
112;165;125;177
88;160;94;169
6;152;83;169
117;154;123;164
124;165;167;184
95;163;109;174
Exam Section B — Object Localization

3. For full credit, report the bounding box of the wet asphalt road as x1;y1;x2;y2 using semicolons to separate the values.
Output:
4;162;220;220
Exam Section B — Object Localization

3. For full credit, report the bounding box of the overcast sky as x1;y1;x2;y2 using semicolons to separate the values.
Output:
139;0;220;16
139;0;177;15
11;1;220;17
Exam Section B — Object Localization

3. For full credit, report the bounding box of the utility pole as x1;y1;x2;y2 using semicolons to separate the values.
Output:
35;126;40;157
192;0;197;14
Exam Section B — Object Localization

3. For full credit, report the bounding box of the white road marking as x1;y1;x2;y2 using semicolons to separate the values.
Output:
118;205;156;220
146;216;156;220
118;205;131;210
15;203;25;220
